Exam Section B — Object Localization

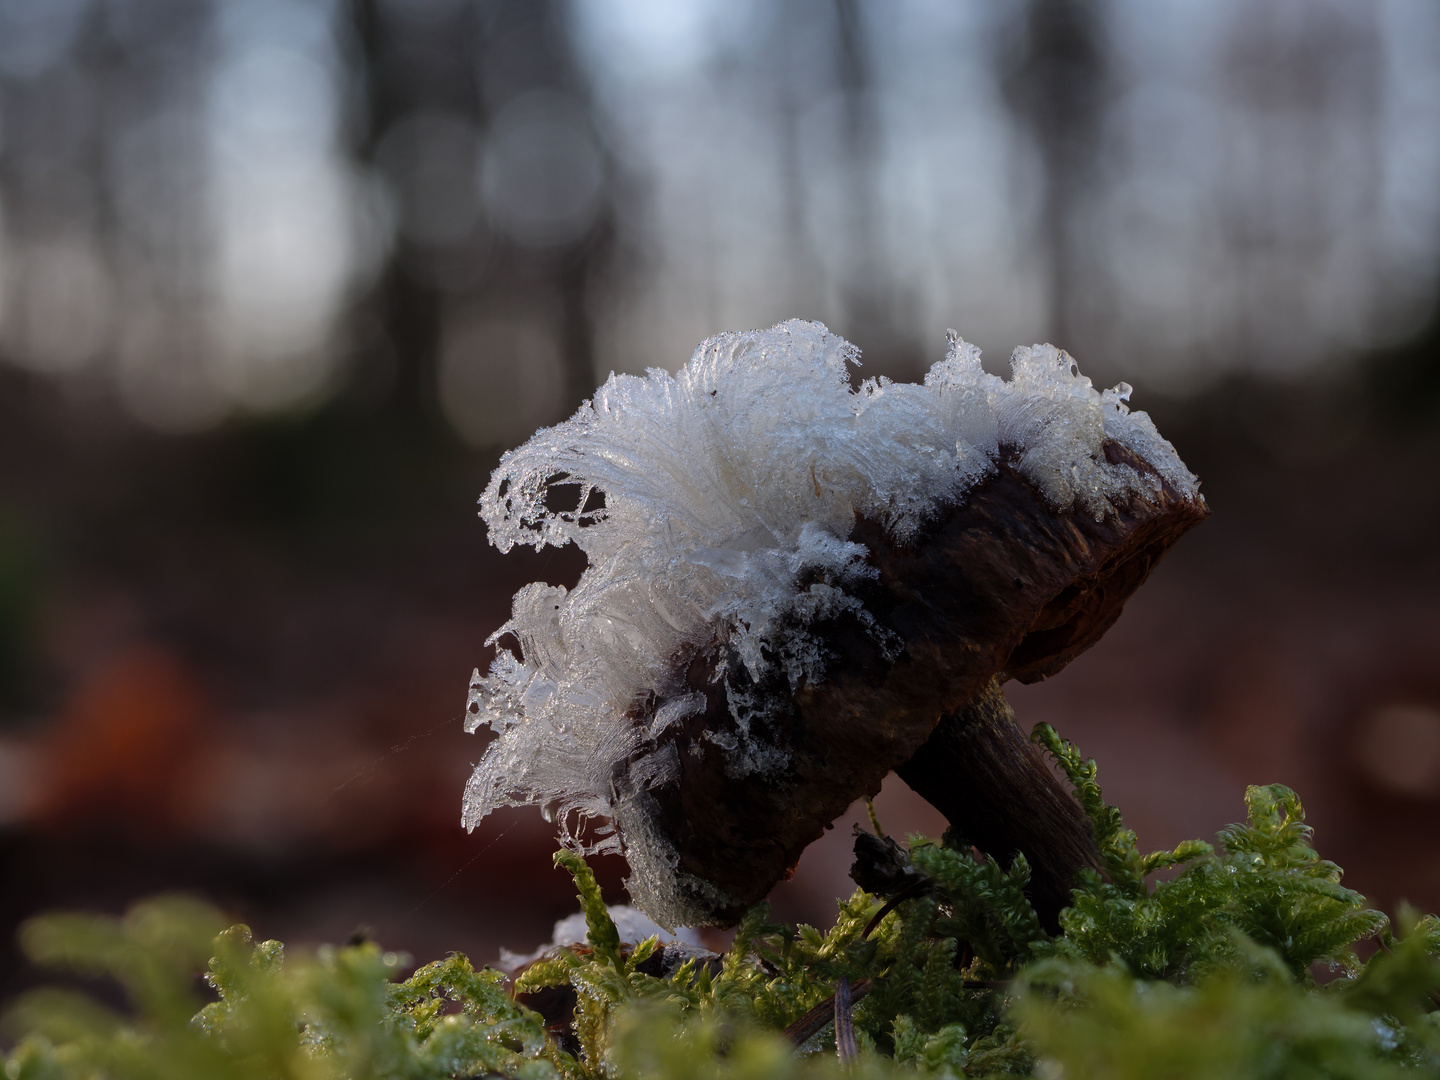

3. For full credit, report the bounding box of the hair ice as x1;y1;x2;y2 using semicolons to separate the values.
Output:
462;320;1197;883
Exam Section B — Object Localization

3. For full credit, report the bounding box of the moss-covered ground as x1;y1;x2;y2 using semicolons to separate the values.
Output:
5;724;1438;1079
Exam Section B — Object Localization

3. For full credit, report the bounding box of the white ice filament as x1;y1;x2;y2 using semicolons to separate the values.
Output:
462;320;1197;875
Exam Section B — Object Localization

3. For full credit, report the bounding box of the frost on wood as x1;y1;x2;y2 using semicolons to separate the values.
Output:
463;319;1201;927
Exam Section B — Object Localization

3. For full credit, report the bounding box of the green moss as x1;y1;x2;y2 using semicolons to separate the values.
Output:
5;727;1438;1078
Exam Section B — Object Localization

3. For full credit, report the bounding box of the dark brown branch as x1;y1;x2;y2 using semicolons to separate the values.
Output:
618;447;1207;927
897;678;1101;931
862;878;932;938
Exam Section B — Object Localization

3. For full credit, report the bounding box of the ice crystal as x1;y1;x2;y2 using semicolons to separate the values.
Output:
462;320;1198;898
498;904;702;973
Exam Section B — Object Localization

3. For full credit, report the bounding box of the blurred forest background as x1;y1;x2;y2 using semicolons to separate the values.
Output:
1;0;1439;992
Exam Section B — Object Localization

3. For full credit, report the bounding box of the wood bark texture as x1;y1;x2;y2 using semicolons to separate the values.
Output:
618;442;1207;926
896;678;1101;931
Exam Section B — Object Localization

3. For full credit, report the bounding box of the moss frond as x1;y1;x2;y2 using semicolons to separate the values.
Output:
6;729;1436;1079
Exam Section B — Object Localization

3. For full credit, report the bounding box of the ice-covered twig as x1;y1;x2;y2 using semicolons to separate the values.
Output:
463;320;1207;928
